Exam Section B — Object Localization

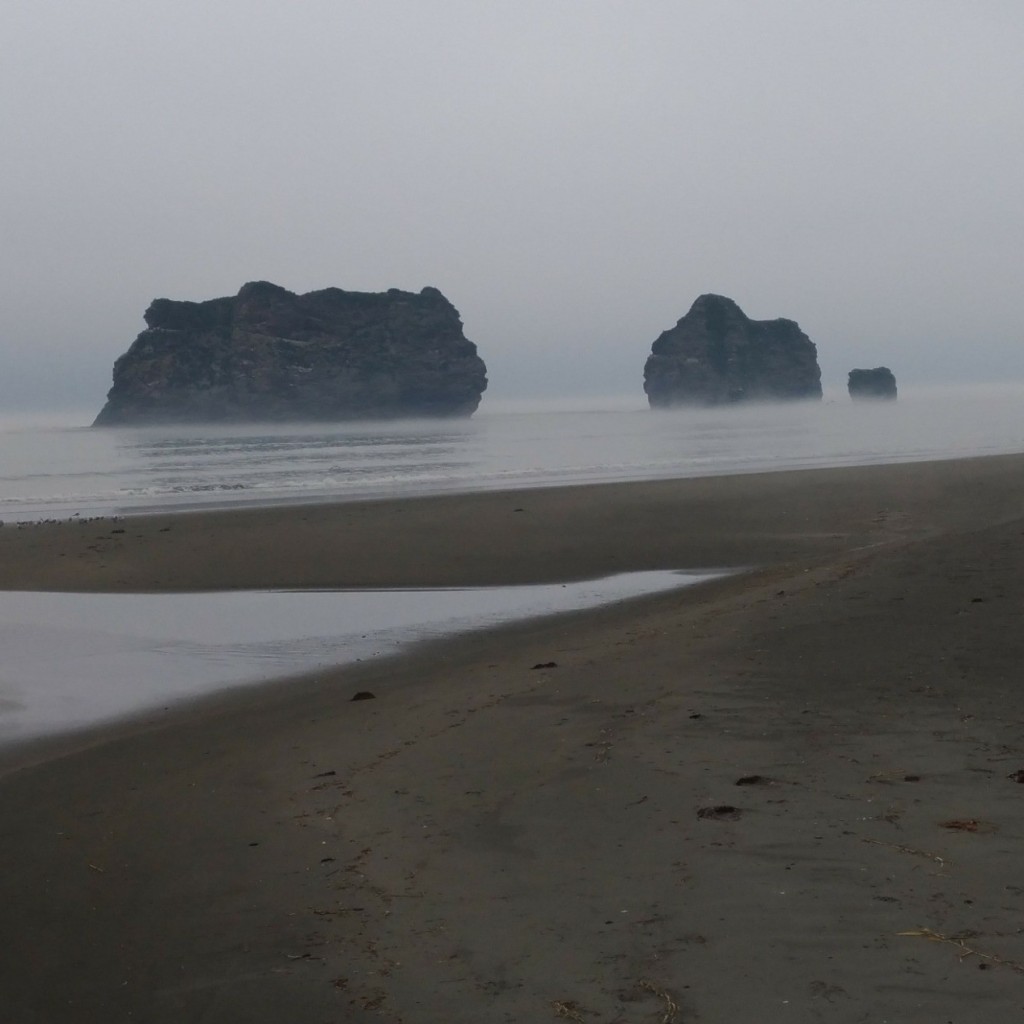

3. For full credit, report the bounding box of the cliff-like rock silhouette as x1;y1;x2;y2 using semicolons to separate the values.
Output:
848;367;897;400
94;281;487;425
643;294;822;407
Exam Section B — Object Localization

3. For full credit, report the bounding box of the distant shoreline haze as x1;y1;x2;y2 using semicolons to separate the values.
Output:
1;385;1023;522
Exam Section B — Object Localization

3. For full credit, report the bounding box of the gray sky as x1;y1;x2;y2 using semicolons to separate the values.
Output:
2;0;1023;413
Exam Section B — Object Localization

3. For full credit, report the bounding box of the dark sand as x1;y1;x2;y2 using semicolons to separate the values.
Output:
2;455;1024;1021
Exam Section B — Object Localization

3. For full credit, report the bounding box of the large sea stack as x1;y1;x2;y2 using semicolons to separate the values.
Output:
643;294;822;407
848;367;897;400
94;281;488;425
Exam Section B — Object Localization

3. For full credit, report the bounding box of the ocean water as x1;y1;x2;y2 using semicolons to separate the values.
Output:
1;385;1023;522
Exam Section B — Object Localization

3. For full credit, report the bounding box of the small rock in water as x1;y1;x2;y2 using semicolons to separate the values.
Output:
350;691;376;702
848;366;897;401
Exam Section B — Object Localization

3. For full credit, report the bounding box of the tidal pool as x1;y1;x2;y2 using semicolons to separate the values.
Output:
0;571;719;746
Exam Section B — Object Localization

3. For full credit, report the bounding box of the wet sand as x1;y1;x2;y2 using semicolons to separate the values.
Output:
2;455;1024;1021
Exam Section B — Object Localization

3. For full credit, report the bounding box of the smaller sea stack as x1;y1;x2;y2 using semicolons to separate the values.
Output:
643;294;822;407
848;367;897;401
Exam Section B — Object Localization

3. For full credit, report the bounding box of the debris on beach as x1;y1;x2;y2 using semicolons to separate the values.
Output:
897;928;1024;973
939;818;997;833
552;999;588;1022
638;979;680;1023
697;805;743;821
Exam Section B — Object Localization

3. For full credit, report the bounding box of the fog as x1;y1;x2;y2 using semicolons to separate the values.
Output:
2;1;1022;414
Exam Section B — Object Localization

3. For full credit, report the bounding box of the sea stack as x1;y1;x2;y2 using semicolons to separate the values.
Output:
643;294;822;407
94;281;488;425
848;367;897;401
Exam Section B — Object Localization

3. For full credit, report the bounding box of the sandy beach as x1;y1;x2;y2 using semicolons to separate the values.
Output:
2;454;1024;1021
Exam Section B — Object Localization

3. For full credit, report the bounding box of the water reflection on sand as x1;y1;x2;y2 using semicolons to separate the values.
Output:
0;570;720;746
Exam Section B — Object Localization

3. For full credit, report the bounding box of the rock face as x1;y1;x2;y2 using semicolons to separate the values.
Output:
94;281;487;425
643;294;822;407
848;367;897;400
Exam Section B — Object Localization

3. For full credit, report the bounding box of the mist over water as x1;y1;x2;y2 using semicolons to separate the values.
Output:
1;384;1023;522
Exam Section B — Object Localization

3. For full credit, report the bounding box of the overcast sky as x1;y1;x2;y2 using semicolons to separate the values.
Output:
2;0;1022;413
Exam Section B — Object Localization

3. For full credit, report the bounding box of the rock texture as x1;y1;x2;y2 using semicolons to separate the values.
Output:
643;294;822;407
94;282;487;425
848;367;897;401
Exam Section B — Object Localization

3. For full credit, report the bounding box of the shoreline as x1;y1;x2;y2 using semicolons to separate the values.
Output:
0;442;984;526
5;386;1024;525
3;453;1024;1020
5;451;1024;593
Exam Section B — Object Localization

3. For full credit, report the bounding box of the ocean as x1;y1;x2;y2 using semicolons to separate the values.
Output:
1;384;1023;523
